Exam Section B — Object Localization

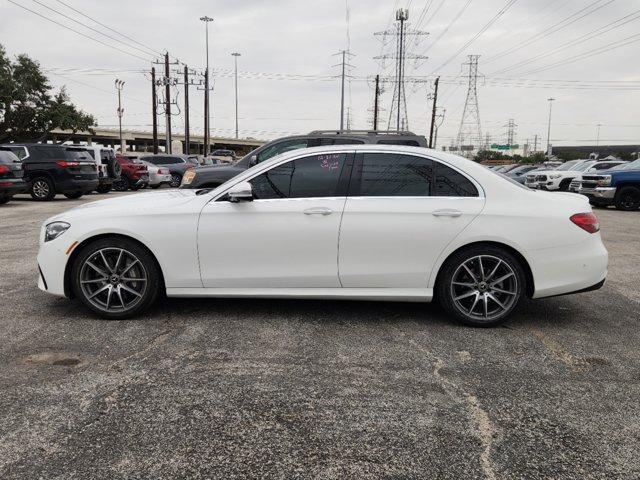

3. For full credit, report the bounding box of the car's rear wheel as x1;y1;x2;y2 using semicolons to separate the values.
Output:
0;195;10;204
30;176;56;201
71;237;161;319
559;179;571;191
169;173;182;188
64;192;83;199
113;177;129;191
614;186;640;211
96;184;112;194
436;245;525;327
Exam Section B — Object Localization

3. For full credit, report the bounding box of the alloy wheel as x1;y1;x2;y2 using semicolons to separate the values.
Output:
79;247;147;313
450;255;519;322
170;174;181;188
33;180;50;198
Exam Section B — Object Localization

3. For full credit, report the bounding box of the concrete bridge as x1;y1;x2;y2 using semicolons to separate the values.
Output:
49;127;265;156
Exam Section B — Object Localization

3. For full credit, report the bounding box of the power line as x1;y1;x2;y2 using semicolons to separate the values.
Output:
54;0;164;57
31;0;159;60
418;0;473;57
6;0;153;62
484;0;614;64
490;8;640;75
432;0;519;73
48;71;148;104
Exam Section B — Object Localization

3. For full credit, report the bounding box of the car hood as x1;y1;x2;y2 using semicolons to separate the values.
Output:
46;190;200;223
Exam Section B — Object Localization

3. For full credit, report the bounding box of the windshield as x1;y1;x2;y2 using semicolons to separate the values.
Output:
576;162;597;172
614;159;640;170
555;160;583;171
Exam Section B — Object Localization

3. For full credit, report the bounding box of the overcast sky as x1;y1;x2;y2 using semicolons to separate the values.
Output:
2;0;639;149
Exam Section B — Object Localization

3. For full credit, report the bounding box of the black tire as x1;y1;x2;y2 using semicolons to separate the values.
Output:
106;158;122;178
614;186;640;211
113;177;129;191
559;179;572;192
64;192;83;199
436;245;526;327
70;237;162;320
0;195;10;204
150;184;160;189
169;173;182;188
30;176;56;201
96;184;112;194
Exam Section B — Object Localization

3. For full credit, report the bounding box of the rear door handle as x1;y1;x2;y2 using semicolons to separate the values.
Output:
432;209;463;218
303;207;333;216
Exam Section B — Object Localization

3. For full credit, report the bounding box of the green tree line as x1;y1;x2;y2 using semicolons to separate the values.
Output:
0;44;95;143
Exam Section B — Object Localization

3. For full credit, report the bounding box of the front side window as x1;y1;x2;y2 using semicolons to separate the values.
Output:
8;147;27;160
250;153;346;199
257;139;309;163
355;153;433;197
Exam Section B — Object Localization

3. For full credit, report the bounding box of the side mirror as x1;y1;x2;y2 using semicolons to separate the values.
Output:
587;168;596;172
227;181;253;202
249;155;258;167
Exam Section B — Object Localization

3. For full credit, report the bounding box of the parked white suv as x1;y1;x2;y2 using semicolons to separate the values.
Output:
533;160;598;191
67;145;121;193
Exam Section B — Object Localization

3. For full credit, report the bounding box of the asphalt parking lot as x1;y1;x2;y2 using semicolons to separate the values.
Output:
0;191;639;479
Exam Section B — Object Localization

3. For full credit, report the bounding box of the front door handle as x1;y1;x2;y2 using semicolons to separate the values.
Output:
432;209;463;218
303;207;333;216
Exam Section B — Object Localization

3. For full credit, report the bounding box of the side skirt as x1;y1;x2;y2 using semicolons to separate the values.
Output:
166;287;433;303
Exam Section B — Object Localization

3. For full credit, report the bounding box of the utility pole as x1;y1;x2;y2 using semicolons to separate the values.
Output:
428;76;440;148
115;79;125;152
184;66;190;154
396;8;407;131
231;52;241;139
151;67;158;154
164;53;172;154
503;118;517;149
533;134;538;153
340;50;346;130
373;74;380;130
546;97;555;157
200;16;213;155
434;108;446;149
596;123;602;147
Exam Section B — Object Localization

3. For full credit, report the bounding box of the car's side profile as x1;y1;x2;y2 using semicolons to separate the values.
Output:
37;145;608;327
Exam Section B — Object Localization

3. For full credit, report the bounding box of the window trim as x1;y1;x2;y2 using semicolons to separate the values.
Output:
348;150;484;199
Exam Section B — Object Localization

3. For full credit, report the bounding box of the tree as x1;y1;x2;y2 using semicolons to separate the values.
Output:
0;44;95;143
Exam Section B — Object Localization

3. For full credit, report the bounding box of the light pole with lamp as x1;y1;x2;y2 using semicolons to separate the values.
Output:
200;16;213;155
231;52;241;139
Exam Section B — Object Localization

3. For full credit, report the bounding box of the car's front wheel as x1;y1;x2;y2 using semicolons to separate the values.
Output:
70;237;162;319
31;177;56;201
436;245;525;327
64;192;83;199
614;186;640;211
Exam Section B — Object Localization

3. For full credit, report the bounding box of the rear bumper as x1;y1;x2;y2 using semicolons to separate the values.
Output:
0;179;29;196
57;178;99;193
529;235;608;299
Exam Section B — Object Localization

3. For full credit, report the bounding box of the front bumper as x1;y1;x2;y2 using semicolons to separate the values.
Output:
539;178;562;191
580;186;616;200
37;234;74;297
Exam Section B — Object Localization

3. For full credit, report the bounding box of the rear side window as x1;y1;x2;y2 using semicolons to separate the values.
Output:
6;146;27;160
0;150;20;163
354;153;433;197
250;153;346;199
65;149;91;160
434;163;478;197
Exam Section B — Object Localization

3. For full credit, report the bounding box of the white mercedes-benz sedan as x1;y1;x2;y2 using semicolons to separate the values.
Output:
37;145;608;327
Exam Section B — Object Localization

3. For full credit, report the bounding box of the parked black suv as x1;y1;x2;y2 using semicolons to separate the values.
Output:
181;130;428;189
0;148;28;204
1;143;99;201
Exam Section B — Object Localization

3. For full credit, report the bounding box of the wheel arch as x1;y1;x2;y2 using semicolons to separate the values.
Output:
432;241;535;299
64;233;166;298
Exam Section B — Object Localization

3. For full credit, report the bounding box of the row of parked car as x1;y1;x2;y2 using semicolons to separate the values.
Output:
488;158;640;211
0;142;242;204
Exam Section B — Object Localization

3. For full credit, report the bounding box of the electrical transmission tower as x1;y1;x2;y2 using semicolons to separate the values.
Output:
456;55;483;156
374;8;428;131
503;118;518;148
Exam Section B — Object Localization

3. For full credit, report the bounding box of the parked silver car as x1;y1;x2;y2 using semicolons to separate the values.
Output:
141;160;172;189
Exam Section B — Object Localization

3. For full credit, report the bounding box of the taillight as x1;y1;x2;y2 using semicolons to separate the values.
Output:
570;212;600;234
57;160;80;168
0;165;9;175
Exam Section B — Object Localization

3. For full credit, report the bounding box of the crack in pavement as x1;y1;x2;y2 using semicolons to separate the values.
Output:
529;328;588;372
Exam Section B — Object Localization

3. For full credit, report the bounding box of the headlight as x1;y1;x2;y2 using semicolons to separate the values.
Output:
45;221;70;242
182;169;196;185
549;174;562;179
596;175;612;187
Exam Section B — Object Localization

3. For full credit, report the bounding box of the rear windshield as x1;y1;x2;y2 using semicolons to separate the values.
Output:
65;149;92;161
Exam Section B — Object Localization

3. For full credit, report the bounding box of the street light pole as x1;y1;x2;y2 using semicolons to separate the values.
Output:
200;16;213;155
596;123;602;147
231;52;241;139
546;97;555;157
115;79;125;152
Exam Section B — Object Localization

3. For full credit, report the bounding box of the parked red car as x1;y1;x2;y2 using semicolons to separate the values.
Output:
114;154;149;191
